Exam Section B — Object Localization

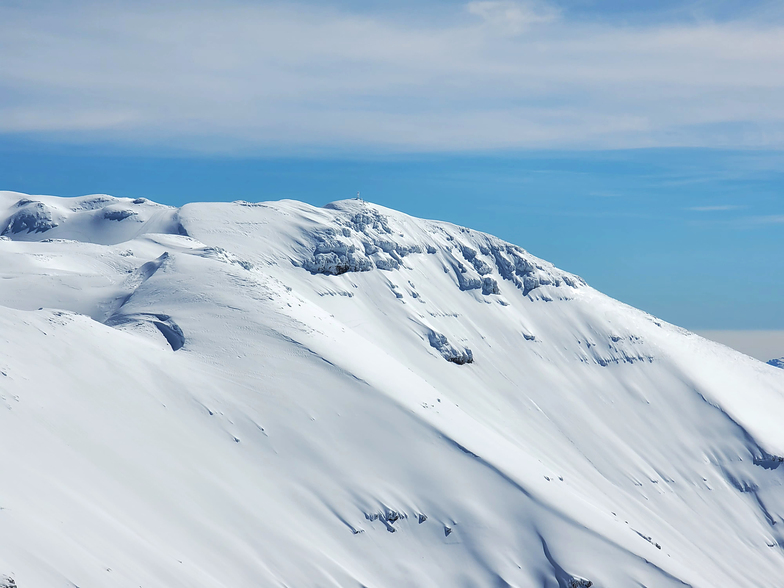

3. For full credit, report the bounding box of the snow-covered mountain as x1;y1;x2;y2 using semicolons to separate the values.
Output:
1;190;783;588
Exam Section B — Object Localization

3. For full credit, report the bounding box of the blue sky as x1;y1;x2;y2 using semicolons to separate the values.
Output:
1;0;783;330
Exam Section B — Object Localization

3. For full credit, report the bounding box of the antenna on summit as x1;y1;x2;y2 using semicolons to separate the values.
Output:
356;191;363;202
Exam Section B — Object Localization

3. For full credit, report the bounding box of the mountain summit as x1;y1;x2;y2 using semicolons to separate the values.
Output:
1;191;783;588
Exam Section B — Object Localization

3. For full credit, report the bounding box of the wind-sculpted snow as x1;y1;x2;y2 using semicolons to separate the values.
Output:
2;198;60;235
293;199;579;300
0;191;183;245
0;192;784;588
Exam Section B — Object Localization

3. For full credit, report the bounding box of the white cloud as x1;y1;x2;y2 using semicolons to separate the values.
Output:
466;1;559;34
687;205;742;211
0;1;784;153
749;215;784;224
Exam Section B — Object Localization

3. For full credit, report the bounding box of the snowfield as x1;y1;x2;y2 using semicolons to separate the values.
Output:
1;190;783;588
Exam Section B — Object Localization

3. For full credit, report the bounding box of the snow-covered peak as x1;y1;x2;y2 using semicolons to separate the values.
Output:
1;192;783;588
176;198;584;301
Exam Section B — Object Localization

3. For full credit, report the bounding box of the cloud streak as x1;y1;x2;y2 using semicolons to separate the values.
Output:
687;205;743;211
749;214;784;224
467;1;560;34
1;1;784;153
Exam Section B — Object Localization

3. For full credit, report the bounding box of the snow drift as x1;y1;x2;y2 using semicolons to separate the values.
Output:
0;190;783;588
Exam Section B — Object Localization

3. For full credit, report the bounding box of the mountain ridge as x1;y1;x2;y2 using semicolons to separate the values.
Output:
1;190;783;587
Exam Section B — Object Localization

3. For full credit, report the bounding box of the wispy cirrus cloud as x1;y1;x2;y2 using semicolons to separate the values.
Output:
1;1;784;154
467;1;560;34
690;212;784;228
687;205;743;211
748;214;784;224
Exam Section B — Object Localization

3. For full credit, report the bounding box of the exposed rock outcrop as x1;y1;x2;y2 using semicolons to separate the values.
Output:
428;331;473;365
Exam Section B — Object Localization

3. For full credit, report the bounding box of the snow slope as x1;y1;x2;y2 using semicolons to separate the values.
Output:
1;190;783;588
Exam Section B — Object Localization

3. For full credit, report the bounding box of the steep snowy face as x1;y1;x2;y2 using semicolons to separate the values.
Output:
176;198;581;296
292;200;581;298
1;192;784;588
